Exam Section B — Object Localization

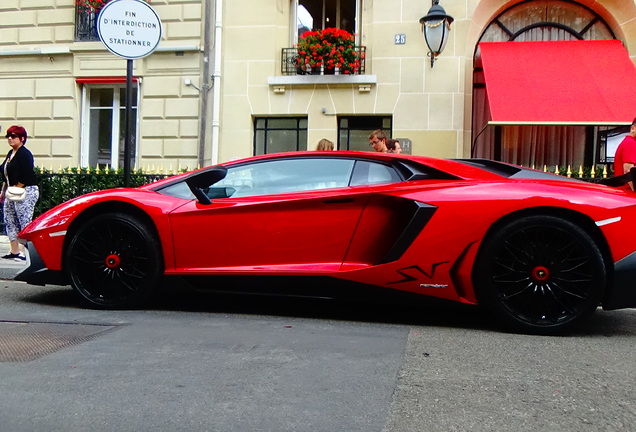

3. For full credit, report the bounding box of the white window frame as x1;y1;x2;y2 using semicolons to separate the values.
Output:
80;83;140;169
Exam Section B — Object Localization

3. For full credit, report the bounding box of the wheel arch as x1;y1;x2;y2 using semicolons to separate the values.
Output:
63;201;165;272
475;206;614;285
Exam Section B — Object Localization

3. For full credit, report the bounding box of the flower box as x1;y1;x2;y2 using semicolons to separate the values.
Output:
76;0;150;12
296;28;363;75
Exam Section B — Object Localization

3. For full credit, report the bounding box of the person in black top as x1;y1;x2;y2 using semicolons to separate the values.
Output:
0;125;39;260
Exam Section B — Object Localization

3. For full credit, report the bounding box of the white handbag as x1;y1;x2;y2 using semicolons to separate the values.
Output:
4;167;27;202
6;186;26;202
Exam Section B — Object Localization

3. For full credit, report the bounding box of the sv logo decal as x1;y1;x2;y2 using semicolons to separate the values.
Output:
387;262;449;285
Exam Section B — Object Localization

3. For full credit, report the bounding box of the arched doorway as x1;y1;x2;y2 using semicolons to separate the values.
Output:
472;0;622;171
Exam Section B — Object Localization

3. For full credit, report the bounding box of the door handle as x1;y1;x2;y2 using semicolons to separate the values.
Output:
323;198;354;204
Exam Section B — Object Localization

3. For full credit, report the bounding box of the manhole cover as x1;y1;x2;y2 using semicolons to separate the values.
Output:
0;320;120;362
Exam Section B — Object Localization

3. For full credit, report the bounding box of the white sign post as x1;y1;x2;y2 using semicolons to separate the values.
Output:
97;0;162;185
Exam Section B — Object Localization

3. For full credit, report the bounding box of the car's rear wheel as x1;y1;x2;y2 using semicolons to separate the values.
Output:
65;212;162;309
474;215;606;335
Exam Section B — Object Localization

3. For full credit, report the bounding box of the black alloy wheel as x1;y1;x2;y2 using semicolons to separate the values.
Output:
65;212;162;309
474;215;606;335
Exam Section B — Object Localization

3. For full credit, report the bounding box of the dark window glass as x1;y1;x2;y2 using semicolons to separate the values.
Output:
75;7;99;42
338;116;392;151
254;117;308;155
298;0;356;36
350;160;401;186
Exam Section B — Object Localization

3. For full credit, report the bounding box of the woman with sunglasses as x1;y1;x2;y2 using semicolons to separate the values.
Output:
0;125;39;261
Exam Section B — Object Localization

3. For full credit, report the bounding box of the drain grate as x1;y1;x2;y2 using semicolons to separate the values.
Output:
0;321;120;362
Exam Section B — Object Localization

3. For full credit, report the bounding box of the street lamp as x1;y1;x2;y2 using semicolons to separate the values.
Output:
419;0;454;67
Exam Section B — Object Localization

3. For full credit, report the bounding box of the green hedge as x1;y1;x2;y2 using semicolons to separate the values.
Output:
33;167;174;217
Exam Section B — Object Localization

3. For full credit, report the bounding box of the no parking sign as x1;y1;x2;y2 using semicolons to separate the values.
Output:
97;0;162;59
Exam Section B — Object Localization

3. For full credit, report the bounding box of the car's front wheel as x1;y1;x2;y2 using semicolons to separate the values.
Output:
474;215;606;335
65;212;162;309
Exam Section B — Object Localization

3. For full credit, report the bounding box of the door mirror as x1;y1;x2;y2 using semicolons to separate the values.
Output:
185;166;228;204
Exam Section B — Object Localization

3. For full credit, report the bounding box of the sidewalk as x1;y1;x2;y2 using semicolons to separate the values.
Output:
0;234;27;280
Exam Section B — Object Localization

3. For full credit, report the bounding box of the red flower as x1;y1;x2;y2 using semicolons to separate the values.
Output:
295;27;360;74
76;0;150;12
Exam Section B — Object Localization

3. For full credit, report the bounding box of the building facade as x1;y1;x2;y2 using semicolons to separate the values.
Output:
1;0;204;172
1;0;636;172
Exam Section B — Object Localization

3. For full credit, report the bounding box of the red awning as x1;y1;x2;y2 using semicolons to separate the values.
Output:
479;40;636;126
76;77;139;84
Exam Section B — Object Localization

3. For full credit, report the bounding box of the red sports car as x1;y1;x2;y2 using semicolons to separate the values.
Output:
16;152;636;334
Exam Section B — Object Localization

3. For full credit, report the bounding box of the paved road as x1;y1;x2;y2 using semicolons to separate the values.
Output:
0;261;634;431
0;234;23;280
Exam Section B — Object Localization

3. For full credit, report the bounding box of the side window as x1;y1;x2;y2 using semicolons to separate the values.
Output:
214;158;355;197
350;161;402;186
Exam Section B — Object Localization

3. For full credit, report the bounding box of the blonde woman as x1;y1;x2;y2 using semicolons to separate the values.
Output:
315;139;334;151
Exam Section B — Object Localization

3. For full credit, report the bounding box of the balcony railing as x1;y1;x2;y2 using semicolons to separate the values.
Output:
281;47;366;76
75;8;99;42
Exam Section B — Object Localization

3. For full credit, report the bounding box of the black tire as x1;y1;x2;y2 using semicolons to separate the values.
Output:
474;215;606;335
65;212;163;309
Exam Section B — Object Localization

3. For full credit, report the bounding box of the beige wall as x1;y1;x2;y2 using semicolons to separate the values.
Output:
0;0;204;171
220;0;466;160
221;0;636;161
2;0;636;169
